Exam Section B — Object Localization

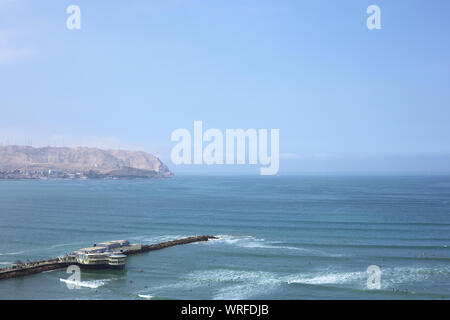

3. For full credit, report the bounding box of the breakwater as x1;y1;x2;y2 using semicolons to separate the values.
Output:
0;235;217;281
137;235;216;253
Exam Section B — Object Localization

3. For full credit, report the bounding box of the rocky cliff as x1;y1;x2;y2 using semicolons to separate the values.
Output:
0;146;173;179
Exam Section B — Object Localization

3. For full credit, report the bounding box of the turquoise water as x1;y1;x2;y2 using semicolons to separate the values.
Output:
0;175;449;300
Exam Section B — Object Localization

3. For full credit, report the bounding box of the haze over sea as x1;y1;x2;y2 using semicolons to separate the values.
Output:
0;175;449;300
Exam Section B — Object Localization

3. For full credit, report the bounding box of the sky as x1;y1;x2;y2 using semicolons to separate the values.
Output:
1;0;449;174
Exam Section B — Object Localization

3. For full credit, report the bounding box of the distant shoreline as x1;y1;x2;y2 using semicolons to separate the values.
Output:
0;145;173;180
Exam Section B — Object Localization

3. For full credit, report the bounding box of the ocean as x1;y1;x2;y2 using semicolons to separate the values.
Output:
0;175;449;300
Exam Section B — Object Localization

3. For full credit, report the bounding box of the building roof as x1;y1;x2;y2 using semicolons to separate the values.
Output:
97;240;129;246
77;246;107;253
75;240;131;254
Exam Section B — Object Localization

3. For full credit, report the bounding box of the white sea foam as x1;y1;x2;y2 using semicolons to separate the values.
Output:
186;268;372;298
207;235;328;254
378;266;450;289
186;269;281;300
286;271;365;285
141;264;450;300
208;235;288;249
187;269;279;284
0;251;25;256
59;278;109;289
286;266;450;289
138;294;154;299
142;269;280;300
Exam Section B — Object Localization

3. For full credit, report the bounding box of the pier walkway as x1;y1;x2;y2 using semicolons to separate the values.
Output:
0;235;217;281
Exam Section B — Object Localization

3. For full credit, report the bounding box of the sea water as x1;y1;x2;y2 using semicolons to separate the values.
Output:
0;175;449;299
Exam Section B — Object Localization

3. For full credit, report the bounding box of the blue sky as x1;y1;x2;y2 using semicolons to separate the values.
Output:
1;0;449;173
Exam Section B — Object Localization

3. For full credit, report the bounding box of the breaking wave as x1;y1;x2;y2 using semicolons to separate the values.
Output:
0;251;25;256
205;235;344;257
286;271;365;285
208;235;308;251
187;269;280;300
170;265;450;299
286;266;450;289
